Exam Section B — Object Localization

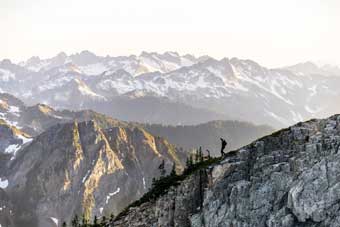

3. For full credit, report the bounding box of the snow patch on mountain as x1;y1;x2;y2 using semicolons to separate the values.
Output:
82;169;91;183
105;188;120;204
0;114;20;128
0;69;15;81
4;134;32;159
4;51;340;128
143;177;146;189
50;217;58;226
7;105;20;116
0;178;8;189
78;63;109;76
17;134;33;144
4;144;21;155
75;79;103;98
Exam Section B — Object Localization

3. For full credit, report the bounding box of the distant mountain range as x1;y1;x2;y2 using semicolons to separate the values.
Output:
1;51;340;128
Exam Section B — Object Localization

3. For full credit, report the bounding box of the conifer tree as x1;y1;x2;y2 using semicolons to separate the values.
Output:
206;149;211;159
109;213;115;223
199;146;203;162
158;160;166;177
170;162;176;176
71;215;79;227
195;148;199;163
185;157;190;169
100;216;107;226
152;177;157;188
81;214;88;226
93;215;99;227
189;155;193;167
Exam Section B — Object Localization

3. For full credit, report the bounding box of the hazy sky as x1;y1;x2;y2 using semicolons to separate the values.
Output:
1;0;339;67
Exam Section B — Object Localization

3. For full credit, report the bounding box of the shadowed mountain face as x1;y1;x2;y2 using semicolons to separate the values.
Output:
0;119;32;173
143;120;274;156
87;96;231;126
1;52;340;128
112;114;340;227
0;94;277;227
0;189;15;227
0;93;274;157
1;121;185;227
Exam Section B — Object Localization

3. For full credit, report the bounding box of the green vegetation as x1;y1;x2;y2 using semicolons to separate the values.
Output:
115;149;221;220
66;213;113;227
67;148;221;226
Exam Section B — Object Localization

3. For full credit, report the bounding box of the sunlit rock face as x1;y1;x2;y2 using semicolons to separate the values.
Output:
1;120;184;227
113;114;340;227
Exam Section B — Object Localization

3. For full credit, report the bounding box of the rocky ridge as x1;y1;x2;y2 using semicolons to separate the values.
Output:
112;114;340;227
0;120;185;227
0;119;32;172
0;93;127;136
0;93;274;157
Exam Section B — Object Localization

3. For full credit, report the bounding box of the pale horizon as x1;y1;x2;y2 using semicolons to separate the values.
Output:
2;0;340;67
1;49;334;70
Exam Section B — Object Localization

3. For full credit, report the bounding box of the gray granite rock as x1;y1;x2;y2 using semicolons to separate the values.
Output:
112;114;340;227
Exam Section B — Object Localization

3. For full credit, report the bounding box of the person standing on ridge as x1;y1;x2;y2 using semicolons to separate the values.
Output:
220;138;227;157
206;149;211;159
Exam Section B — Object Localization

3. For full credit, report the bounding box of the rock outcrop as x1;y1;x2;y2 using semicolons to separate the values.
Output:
0;119;32;172
1;121;185;227
0;189;15;227
112;114;340;227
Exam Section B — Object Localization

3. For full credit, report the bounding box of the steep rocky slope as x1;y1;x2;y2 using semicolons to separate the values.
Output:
0;119;32;171
143;120;274;156
0;189;15;227
112;114;340;227
1;121;185;227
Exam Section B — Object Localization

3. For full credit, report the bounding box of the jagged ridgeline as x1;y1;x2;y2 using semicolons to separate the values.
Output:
0;93;128;136
110;114;340;227
0;93;274;227
1;120;186;227
2;52;340;129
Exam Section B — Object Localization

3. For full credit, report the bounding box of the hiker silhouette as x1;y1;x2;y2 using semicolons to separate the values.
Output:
158;160;166;176
206;149;211;158
220;138;227;157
